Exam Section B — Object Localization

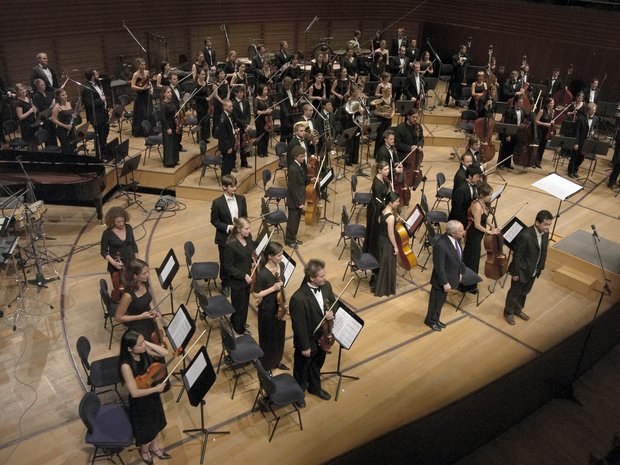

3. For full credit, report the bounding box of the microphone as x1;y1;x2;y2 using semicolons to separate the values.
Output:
591;224;600;240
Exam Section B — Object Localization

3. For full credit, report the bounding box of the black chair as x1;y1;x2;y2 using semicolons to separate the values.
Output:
350;174;371;218
117;94;133;135
438;64;453;104
141;120;163;165
338;205;366;260
35;128;62;153
273;141;288;183
252;359;304;442
79;392;133;465
198;140;222;185
217;322;264;399
421;192;448;229
342;240;379;297
458;109;478;133
3;120;28;150
431;172;452;211
458;86;473;108
193;280;235;346
99;279;125;350
76;336;123;401
260;197;287;237
184;240;219;304
262;169;288;209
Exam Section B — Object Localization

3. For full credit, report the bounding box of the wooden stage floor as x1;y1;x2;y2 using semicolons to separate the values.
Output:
0;113;619;465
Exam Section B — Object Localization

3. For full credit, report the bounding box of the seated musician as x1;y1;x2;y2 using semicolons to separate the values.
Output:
469;71;488;111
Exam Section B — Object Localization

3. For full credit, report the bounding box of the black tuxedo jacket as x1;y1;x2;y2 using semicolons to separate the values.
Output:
290;281;336;351
222;236;255;289
448;182;475;226
210;194;248;245
453;165;467;191
275;51;292;70
287;136;308;165
390;55;410;77
390;37;407;57
217;112;236;156
375;144;400;167
404;73;424;100
501;79;522;101
573;114;599;151
314;111;335;140
232;98;251;129
584;87;600;104
543;77;563;96
30;65;59;91
203;48;217;68
508;225;548;283
406;47;420;62
170;85;183;109
286;160;307;208
431;234;466;289
250;54;264;72
82;82;108;125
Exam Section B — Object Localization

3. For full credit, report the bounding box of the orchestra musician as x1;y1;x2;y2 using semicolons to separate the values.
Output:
463;135;485;172
365;161;393;268
390;46;410;100
449;165;481;227
202;37;217;71
469;71;488;111
253;84;273;158
445;44;470;106
159;86;180;167
374;191;400;297
50;87;77;154
342;86;363;165
30;52;59;92
372;85;396;158
282;55;303;94
350;30;362;51
14;83;38;152
232;86;252;169
567;91;586;121
584;78;600;104
193;69;211;143
217;99;237;176
279;77;296;143
223;217;255;335
503;210;552;325
191;52;208;81
501;70;522;102
314;99;335;155
477;84;498;119
424;220;466;332
341;49;359;83
369;52;386;84
285;146;308;249
211;69;229;137
82;68;110;159
169;73;186;152
308;73;327;111
568;102;598;179
250;44;266;74
257;61;274;91
376;40;390;63
390;27;407;57
32;78;58;147
287;121;311;165
211;174;248;298
543;68;563;97
231;63;250;96
394;108;424;171
275;41;292;70
290;258;337;405
311;52;329;83
406;38;420;63
375;129;401;174
608;130;620;189
371;31;383;52
119;330;169;465
375;72;392;98
404;62;425;106
222;50;239;80
251;241;289;374
520;63;532;84
419;51;434;76
453;151;474;192
498;94;527;170
533;97;555;169
130;58;152;137
155;61;172;88
101;206;138;278
331;67;351;111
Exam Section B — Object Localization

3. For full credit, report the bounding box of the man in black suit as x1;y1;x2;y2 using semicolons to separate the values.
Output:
405;38;420;63
445;44;470;106
498;95;527;170
217;99;237;176
314;99;336;155
30;52;59;92
202;37;217;71
290;258;337;405
503;210;552;325
448;165;481;227
210;174;248;297
389;27;407;57
82;69;110;159
543;68;563;98
232;87;252;169
394;109;424;179
390;46;410;101
287;121;310;165
584;78;601;104
279;76;295;143
569;103;598;178
424;220;466;331
168;73;186;152
275;41;292;71
250;44;266;74
501;70;523;102
453;152;474;192
285;146;308;249
404;62;424;105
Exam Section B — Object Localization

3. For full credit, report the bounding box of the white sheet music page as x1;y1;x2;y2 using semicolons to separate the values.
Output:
332;304;363;350
184;351;206;389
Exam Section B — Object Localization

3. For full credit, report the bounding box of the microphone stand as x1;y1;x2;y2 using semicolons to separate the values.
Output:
66;77;102;159
426;39;445;108
303;16;319;70
122;20;147;56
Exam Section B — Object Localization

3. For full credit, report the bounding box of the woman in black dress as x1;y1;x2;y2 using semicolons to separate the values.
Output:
119;330;169;465
159;86;179;167
14;83;37;151
369;52;386;84
341;49;359;83
115;259;160;343
534;97;555;168
330;67;351;111
311;52;329;83
365;161;391;257
131;58;152;137
251;241;288;373
469;71;488;111
50;88;77;153
32;78;57;147
462;182;500;293
253;84;272;157
374;191;400;297
212;70;229;137
308;73;326;112
155;61;171;89
193;69;211;142
223;217;255;335
100;206;138;277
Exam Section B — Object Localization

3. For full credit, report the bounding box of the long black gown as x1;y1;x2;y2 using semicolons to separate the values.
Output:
462;207;488;292
374;212;396;297
253;263;286;370
364;176;390;258
15;99;36;143
131;76;151;137
253;96;271;157
160;100;179;167
56;108;76;153
124;286;157;342
193;82;211;141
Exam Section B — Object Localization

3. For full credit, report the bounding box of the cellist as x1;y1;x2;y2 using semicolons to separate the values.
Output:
394;109;425;200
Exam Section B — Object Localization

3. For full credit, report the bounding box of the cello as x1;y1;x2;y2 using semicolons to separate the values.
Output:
513;90;542;168
474;114;496;164
304;151;323;226
395;214;417;271
482;203;507;281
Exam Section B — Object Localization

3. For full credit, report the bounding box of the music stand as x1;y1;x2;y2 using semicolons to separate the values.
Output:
395;100;415;120
392;77;407;101
334;126;359;182
532;173;582;242
156;248;180;316
579;139;609;187
529;84;547;99
319;299;364;401
548;135;576;173
164;303;198;401
115;152;145;211
182;346;230;464
495;101;508;117
360;121;381;175
317;168;337;231
595;101;617;138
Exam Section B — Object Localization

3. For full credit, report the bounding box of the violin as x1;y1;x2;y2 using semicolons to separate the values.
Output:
241;130;250;149
175;107;186;134
483;203;507;280
275;271;288;320
264;114;273;132
110;252;124;304
318;299;335;352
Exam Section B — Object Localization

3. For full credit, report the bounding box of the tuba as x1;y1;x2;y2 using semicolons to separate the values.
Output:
345;98;361;115
371;98;393;118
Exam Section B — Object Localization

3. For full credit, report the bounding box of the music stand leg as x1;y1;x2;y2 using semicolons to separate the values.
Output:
320;345;359;401
183;400;230;465
550;199;563;242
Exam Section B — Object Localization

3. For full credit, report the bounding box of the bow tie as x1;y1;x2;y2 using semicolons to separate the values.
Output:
226;196;234;202
588;117;594;120
310;286;321;294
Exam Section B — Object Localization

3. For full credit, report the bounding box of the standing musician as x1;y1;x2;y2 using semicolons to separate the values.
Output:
282;55;303;95
569;102;598;179
299;103;317;146
101;206;139;278
369;52;387;85
501;70;522;102
14;83;38;152
341;49;359;83
275;41;292;70
503;210;552;325
222;50;239;80
257;61;274;92
390;27;407;57
130;58;152;137
290;258;337;404
469;71;488;111
231;63;250;96
404;62;425;106
394;108;424;177
119;330;169;465
463;136;485;172
30;52;59;92
477;84;498;119
390;46;410;100
342;86;364;165
449;165;481;227
406;38;421;63
543;68;563;98
567;92;586;121
453;151;474;192
584;78;600;104
445;44;470;106
498;94;527;170
419;51;435;76
424;220;466;332
608;130;620;189
191;52;208;81
155;61;172;89
50;87;77;154
251;44;266;74
169;74;186;153
211;175;248;298
365;161;393;263
373;191;400;297
211;69;229;138
251;241;289;375
461;183;500;293
159;86;180;167
279;77;296;143
287;121;311;165
82;68;110;159
375;130;403;176
311;53;329;83
193;69;211;143
375;72;392;98
223;217;255;335
253;84;273;158
202;37;217;72
533;97;555;169
232;87;252;169
314;99;335;155
285;146;309;249
376;40;390;64
32;78;58;147
372;86;396;158
308;73;327;111
520;63;532;84
331;67;351;111
217;99;238;176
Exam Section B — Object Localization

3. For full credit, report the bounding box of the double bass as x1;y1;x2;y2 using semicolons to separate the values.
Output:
304;152;321;226
395;214;417;271
512;90;542;168
483;203;507;280
474;113;496;164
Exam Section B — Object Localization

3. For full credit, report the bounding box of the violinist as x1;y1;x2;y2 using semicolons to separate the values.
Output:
290;258;336;404
193;68;211;143
533;97;555;169
365;161;392;260
119;330;169;465
469;71;488;111
372;86;395;158
32;78;58;147
374;192;400;297
100;206;138;278
498;95;527;170
311;53;329;83
217;99;237;176
461;183;500;293
83;69;110;159
231;87;252;169
453;152;474;192
253;84;272;158
14;83;38;152
331;67;351;111
223;217;255;335
50;88;77;154
279;77;295;143
449;165;481;228
285;146;308;249
130;58;152;137
211;69;229;137
115;259;159;343
251;241;289;375
569;103;598;179
191;52;208;81
159;86;180;167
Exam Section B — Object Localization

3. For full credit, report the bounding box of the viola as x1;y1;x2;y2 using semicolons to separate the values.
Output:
241;130;250;149
264;114;273;132
175;108;186;134
274;271;288;320
135;361;167;389
110;252;125;303
395;217;417;271
304;155;322;226
483;204;507;280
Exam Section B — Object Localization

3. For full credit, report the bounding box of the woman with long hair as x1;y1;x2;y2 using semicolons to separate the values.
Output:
253;84;272;157
100;206;138;277
534;97;555;168
159;86;179;167
130;57;152;137
50;87;77;153
14;83;38;151
373;191;400;297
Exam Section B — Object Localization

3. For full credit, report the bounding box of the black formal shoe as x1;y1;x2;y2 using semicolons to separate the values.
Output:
277;363;289;370
232;167;239;173
437;321;446;328
140;452;154;465
286;241;298;249
296;239;303;245
295;399;306;408
515;311;530;321
241;163;252;168
568;172;576;179
426;322;442;332
504;313;516;325
308;388;331;401
150;448;171;460
222;286;230;297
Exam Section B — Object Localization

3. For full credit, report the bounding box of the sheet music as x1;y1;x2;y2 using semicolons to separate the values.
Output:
503;222;523;243
405;208;421;231
184;351;206;389
167;306;192;351
332;304;363;350
319;168;334;190
491;183;507;202
160;257;175;285
532;173;582;201
281;252;296;287
255;230;269;257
